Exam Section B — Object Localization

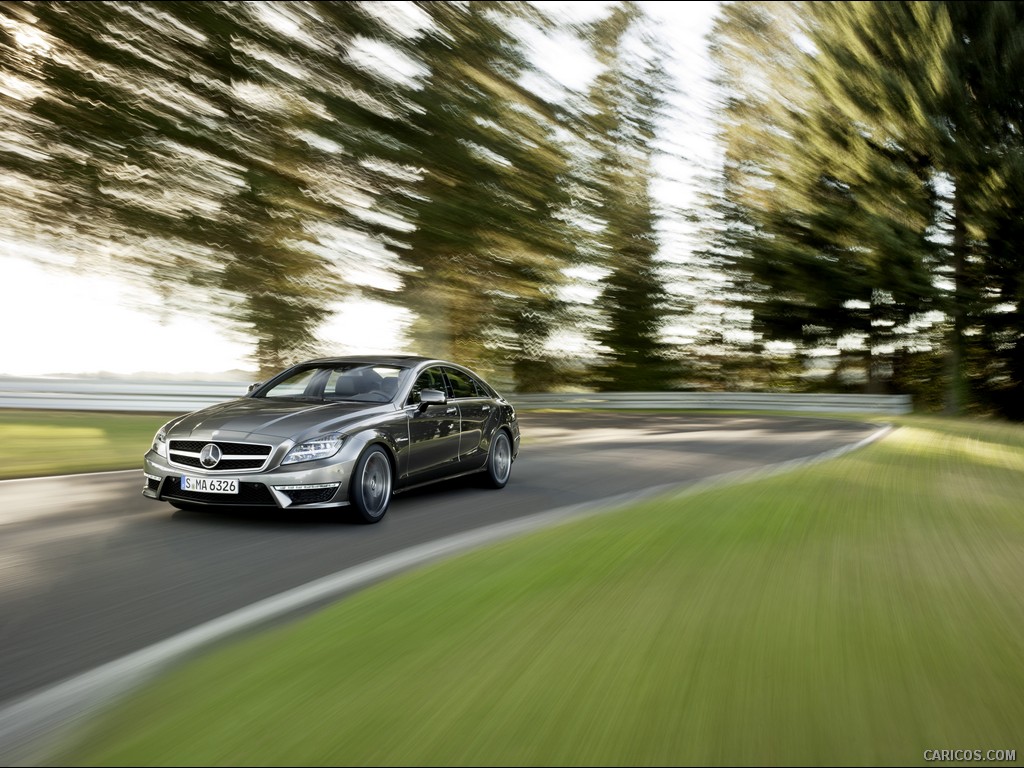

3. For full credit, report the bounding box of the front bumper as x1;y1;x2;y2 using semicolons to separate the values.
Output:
142;449;359;509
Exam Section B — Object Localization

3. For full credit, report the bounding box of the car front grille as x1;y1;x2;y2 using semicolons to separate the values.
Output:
168;440;273;472
161;476;276;506
171;455;267;470
170;441;271;456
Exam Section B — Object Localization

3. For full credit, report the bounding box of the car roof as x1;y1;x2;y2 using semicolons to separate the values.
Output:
300;355;442;368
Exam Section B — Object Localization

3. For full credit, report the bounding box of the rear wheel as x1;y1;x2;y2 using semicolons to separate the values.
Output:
484;430;512;489
350;445;393;523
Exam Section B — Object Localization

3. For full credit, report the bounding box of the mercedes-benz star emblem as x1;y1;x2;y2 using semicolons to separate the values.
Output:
199;443;222;468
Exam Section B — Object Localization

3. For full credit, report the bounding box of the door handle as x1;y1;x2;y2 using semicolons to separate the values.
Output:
482;405;491;412
445;407;457;415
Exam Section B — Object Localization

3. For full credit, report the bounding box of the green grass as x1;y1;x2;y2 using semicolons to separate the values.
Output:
57;416;1024;765
0;410;174;479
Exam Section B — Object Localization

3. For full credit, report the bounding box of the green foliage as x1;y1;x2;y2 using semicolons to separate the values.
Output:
705;1;1024;416
0;1;610;387
1;1;419;377
707;2;935;393
10;0;1024;403
573;2;674;391
382;1;577;389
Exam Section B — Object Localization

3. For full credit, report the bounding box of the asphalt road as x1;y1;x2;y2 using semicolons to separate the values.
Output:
0;412;881;711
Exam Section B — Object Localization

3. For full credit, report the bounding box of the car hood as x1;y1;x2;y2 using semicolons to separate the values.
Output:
167;398;392;440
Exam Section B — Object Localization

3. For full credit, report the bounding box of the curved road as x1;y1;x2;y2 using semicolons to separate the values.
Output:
0;412;881;712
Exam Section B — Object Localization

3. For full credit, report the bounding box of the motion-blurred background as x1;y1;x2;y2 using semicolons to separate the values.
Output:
2;1;1023;418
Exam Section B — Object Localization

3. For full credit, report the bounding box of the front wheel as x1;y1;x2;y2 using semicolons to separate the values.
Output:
350;445;393;523
484;430;512;489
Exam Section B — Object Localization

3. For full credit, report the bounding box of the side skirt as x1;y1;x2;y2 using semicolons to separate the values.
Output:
394;467;487;495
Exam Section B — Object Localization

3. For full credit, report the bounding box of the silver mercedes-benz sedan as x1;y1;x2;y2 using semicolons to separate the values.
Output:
142;356;520;523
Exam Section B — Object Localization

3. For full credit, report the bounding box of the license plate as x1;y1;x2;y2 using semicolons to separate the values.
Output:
181;476;238;494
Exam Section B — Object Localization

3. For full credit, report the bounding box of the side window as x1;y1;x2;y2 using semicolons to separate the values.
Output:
406;366;446;406
466;373;492;398
444;368;476;399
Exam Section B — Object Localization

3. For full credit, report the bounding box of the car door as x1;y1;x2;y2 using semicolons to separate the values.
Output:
443;367;494;470
404;366;461;480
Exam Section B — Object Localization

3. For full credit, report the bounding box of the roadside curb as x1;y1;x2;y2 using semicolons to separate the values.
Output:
0;421;893;765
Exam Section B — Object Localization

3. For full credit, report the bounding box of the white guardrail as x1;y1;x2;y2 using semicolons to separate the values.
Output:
0;377;913;414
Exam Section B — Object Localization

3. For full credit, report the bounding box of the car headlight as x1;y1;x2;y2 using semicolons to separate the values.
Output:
282;433;345;465
152;425;169;458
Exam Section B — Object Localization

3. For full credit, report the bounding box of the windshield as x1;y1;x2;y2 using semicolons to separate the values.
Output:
257;364;406;404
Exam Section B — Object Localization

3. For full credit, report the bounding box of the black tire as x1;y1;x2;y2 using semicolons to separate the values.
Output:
484;430;513;489
350;445;393;523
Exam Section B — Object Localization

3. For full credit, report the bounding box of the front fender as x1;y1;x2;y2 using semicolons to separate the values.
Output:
342;426;407;479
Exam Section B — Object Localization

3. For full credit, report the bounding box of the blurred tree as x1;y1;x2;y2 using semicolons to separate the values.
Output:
163;1;428;375
803;0;1024;413
575;1;673;391
700;1;814;388
705;0;1024;416
1;0;685;391
943;1;1024;418
0;1;417;377
704;1;937;394
382;0;576;390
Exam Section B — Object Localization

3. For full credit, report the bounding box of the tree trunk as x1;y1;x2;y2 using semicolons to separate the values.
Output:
945;188;967;415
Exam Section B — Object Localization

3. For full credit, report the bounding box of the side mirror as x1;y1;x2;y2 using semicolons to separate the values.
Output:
418;388;446;410
247;382;262;395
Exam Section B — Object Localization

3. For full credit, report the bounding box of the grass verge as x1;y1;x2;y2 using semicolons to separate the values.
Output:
56;416;1024;765
0;410;174;479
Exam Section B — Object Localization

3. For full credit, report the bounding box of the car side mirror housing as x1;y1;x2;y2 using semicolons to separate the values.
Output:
418;388;446;410
247;382;262;395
